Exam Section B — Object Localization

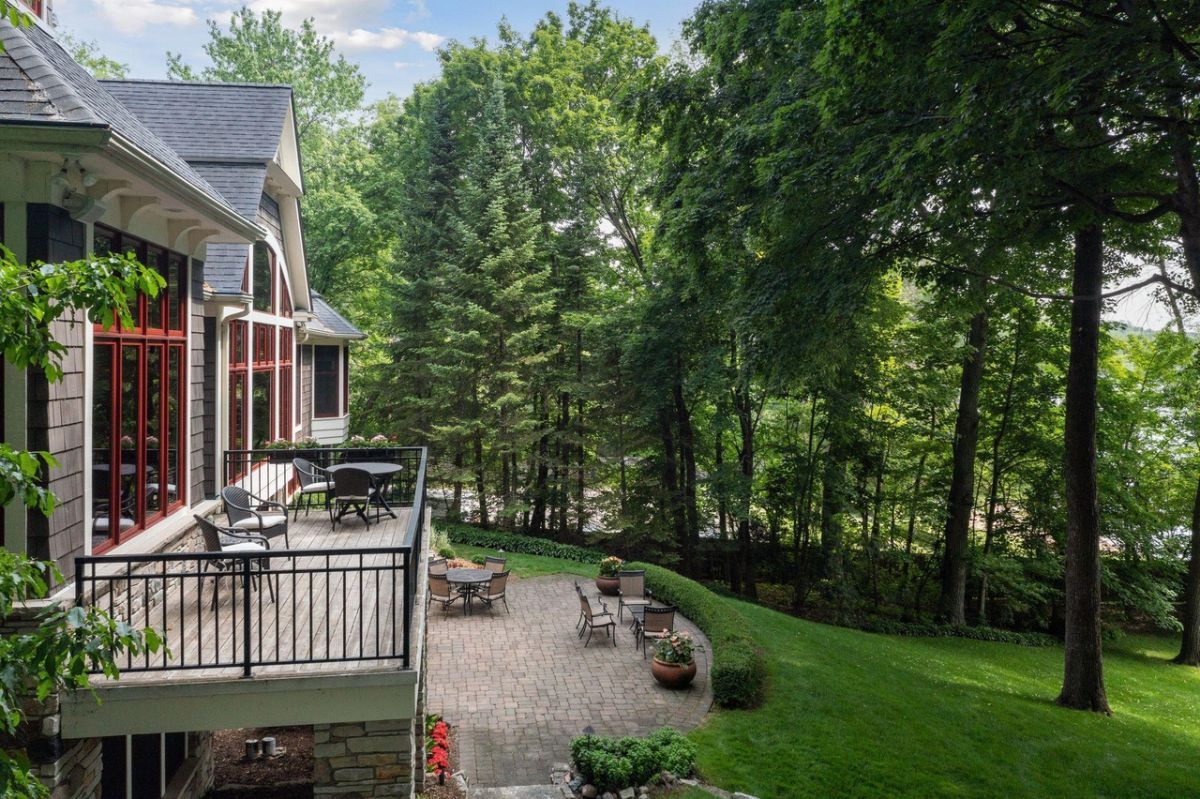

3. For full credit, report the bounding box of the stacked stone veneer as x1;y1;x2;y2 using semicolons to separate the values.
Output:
21;694;101;799
314;720;415;798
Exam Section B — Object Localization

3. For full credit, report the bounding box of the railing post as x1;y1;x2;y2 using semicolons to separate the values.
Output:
241;555;253;678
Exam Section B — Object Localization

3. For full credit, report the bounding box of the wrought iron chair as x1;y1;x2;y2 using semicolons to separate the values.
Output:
578;592;616;647
617;569;652;623
292;457;332;520
221;485;290;549
195;514;275;607
478;570;510;613
427;572;463;613
428;557;448;576
638;606;677;659
484;556;507;574
330;467;375;529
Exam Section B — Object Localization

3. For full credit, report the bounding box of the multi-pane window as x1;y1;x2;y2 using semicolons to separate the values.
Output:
314;345;341;418
252;242;273;313
234;243;298;448
91;226;187;553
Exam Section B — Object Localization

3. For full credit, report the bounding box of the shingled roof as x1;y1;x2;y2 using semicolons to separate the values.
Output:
99;80;292;163
0;21;242;219
311;293;364;339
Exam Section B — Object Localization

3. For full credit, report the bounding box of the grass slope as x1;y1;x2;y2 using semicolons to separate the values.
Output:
695;599;1200;799
456;545;1200;798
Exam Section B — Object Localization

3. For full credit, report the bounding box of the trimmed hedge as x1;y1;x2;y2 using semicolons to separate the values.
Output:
626;561;766;709
856;619;1058;647
436;521;602;564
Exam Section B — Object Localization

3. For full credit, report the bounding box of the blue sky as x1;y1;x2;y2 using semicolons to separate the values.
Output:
54;0;698;101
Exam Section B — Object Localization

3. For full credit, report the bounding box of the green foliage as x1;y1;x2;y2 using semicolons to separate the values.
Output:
570;727;696;791
625;562;765;709
166;8;365;137
57;31;128;78
437;521;601;564
0;245;162;796
853;619;1057;648
0;554;160;798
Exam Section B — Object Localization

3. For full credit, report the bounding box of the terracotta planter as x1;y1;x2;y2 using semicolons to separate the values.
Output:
651;657;697;689
595;575;620;596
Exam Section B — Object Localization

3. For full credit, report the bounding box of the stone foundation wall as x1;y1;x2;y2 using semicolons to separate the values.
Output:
313;720;414;798
16;694;101;799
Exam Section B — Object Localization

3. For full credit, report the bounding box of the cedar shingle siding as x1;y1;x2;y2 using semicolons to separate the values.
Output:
190;260;208;503
24;204;86;581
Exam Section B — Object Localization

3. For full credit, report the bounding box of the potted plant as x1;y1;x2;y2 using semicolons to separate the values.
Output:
651;631;697;689
263;438;295;463
596;556;623;596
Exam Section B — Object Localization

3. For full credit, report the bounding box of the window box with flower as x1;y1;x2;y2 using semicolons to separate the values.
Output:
596;555;623;596
651;630;697;689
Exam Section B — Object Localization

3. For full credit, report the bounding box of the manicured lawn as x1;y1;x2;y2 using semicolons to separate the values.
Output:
452;543;598;580
449;547;1200;797
693;598;1200;798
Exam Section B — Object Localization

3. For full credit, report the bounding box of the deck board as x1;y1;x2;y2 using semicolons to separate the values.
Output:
87;507;415;683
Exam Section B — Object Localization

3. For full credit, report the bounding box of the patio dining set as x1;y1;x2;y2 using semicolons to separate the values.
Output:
190;457;409;599
576;570;676;657
426;556;510;615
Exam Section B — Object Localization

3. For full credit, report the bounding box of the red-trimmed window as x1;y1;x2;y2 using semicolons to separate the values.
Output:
229;321;248;454
314;345;340;418
278;328;294;438
91;226;187;553
252;242;274;313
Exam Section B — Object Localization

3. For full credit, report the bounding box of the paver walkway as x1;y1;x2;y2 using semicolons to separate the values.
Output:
426;574;712;787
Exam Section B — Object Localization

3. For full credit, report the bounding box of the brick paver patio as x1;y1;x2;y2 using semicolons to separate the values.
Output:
426;573;713;787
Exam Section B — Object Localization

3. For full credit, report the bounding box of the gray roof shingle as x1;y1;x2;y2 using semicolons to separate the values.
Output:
191;162;266;218
311;293;363;339
202;242;249;296
0;21;242;220
99;79;292;162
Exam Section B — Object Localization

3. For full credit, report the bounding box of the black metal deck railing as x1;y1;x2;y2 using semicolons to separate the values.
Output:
75;446;427;676
222;446;423;509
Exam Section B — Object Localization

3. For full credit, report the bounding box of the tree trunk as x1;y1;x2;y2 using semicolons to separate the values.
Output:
452;447;463;521
531;394;549;536
1175;475;1200;665
938;294;989;625
735;380;757;600
474;432;488;530
658;404;687;557
675;379;699;575
979;313;1023;621
1057;223;1111;714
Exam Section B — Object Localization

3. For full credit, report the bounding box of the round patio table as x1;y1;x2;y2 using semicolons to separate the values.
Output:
326;462;402;518
445;567;492;615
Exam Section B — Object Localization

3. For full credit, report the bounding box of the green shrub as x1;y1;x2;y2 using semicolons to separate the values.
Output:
570;728;695;791
626;562;766;709
436;521;602;564
437;545;456;559
855;618;1057;647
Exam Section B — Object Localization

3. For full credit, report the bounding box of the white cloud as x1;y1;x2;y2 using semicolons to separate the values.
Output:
241;0;388;32
333;27;445;52
93;0;197;33
404;0;430;23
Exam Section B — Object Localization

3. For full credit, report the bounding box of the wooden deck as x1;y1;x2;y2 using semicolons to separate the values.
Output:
84;507;420;683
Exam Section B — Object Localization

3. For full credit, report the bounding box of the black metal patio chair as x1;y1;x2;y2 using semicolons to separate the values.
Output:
292;457;332;520
221;485;290;549
195;514;275;607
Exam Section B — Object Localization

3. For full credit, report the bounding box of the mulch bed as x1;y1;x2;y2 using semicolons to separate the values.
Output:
209;726;314;799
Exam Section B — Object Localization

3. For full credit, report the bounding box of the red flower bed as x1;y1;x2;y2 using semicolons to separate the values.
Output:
426;717;451;778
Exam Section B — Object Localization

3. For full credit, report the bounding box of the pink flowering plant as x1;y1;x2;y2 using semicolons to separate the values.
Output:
654;630;696;665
